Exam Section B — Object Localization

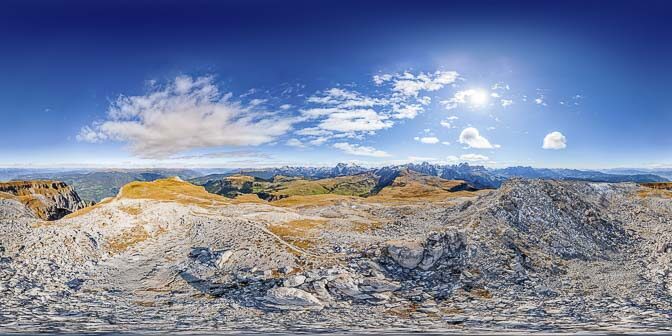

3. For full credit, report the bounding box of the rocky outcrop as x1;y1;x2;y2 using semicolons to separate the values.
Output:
385;231;466;271
0;181;86;220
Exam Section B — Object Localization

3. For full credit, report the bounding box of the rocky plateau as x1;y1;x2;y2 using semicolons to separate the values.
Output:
1;176;672;333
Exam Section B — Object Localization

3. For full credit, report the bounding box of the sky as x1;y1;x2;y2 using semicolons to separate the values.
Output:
1;0;671;169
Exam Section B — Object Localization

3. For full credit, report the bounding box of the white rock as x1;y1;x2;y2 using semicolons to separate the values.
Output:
216;250;234;269
387;240;424;269
263;287;323;310
283;274;306;287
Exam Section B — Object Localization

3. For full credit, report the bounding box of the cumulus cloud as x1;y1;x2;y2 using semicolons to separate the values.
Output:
414;136;440;144
77;75;295;159
542;131;567;149
333;142;390;157
458;127;495;149
501;99;514;107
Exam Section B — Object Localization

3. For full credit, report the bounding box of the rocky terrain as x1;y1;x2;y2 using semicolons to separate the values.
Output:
1;176;672;333
0;181;86;220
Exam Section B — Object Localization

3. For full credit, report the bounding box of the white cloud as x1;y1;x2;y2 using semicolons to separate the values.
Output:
286;138;306;148
318;109;393;132
303;88;393;136
295;127;332;136
491;83;510;91
542;131;567;150
308;137;329;146
459;153;490;162
458;127;495;149
441;89;489;110
414;136;440;144
333;142;390;157
279;104;292;110
76;125;107;143
77;75;295;159
446;154;489;163
249;98;267;106
391;104;423;119
373;73;393;85
441;141;451;146
440;119;454;128
408;156;438;162
501;99;513;107
301;70;460;141
389;71;460;97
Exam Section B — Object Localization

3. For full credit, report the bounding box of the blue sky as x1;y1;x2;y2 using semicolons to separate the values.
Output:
1;0;671;169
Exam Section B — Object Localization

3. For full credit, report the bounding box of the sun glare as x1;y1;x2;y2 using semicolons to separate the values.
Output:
469;89;489;107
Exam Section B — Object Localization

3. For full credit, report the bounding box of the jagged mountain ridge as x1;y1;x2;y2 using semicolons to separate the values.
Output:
194;162;668;191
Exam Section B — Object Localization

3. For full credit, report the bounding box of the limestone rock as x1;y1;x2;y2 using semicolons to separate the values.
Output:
387;240;424;269
263;287;323;311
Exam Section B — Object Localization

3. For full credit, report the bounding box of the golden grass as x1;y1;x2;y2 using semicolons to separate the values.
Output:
352;220;385;233
0;191;17;200
118;178;230;207
637;188;672;199
119;205;142;215
368;182;480;203
230;193;266;204
107;224;150;253
64;197;113;219
641;182;672;190
470;288;493;299
268;219;327;251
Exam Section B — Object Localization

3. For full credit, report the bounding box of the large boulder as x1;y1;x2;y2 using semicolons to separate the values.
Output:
387;240;424;269
386;231;466;270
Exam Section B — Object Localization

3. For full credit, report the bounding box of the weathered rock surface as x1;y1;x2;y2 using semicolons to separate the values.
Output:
1;178;672;333
264;287;324;310
0;180;86;220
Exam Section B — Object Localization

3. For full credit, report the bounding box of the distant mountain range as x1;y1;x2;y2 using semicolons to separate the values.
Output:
2;163;667;202
196;162;668;190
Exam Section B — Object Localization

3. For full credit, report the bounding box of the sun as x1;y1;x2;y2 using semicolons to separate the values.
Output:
468;89;489;107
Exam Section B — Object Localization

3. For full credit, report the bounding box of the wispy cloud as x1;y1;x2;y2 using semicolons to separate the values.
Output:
333;142;390;157
446;153;490;163
173;150;273;160
376;70;460;97
414;136;440;144
77;75;295;159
